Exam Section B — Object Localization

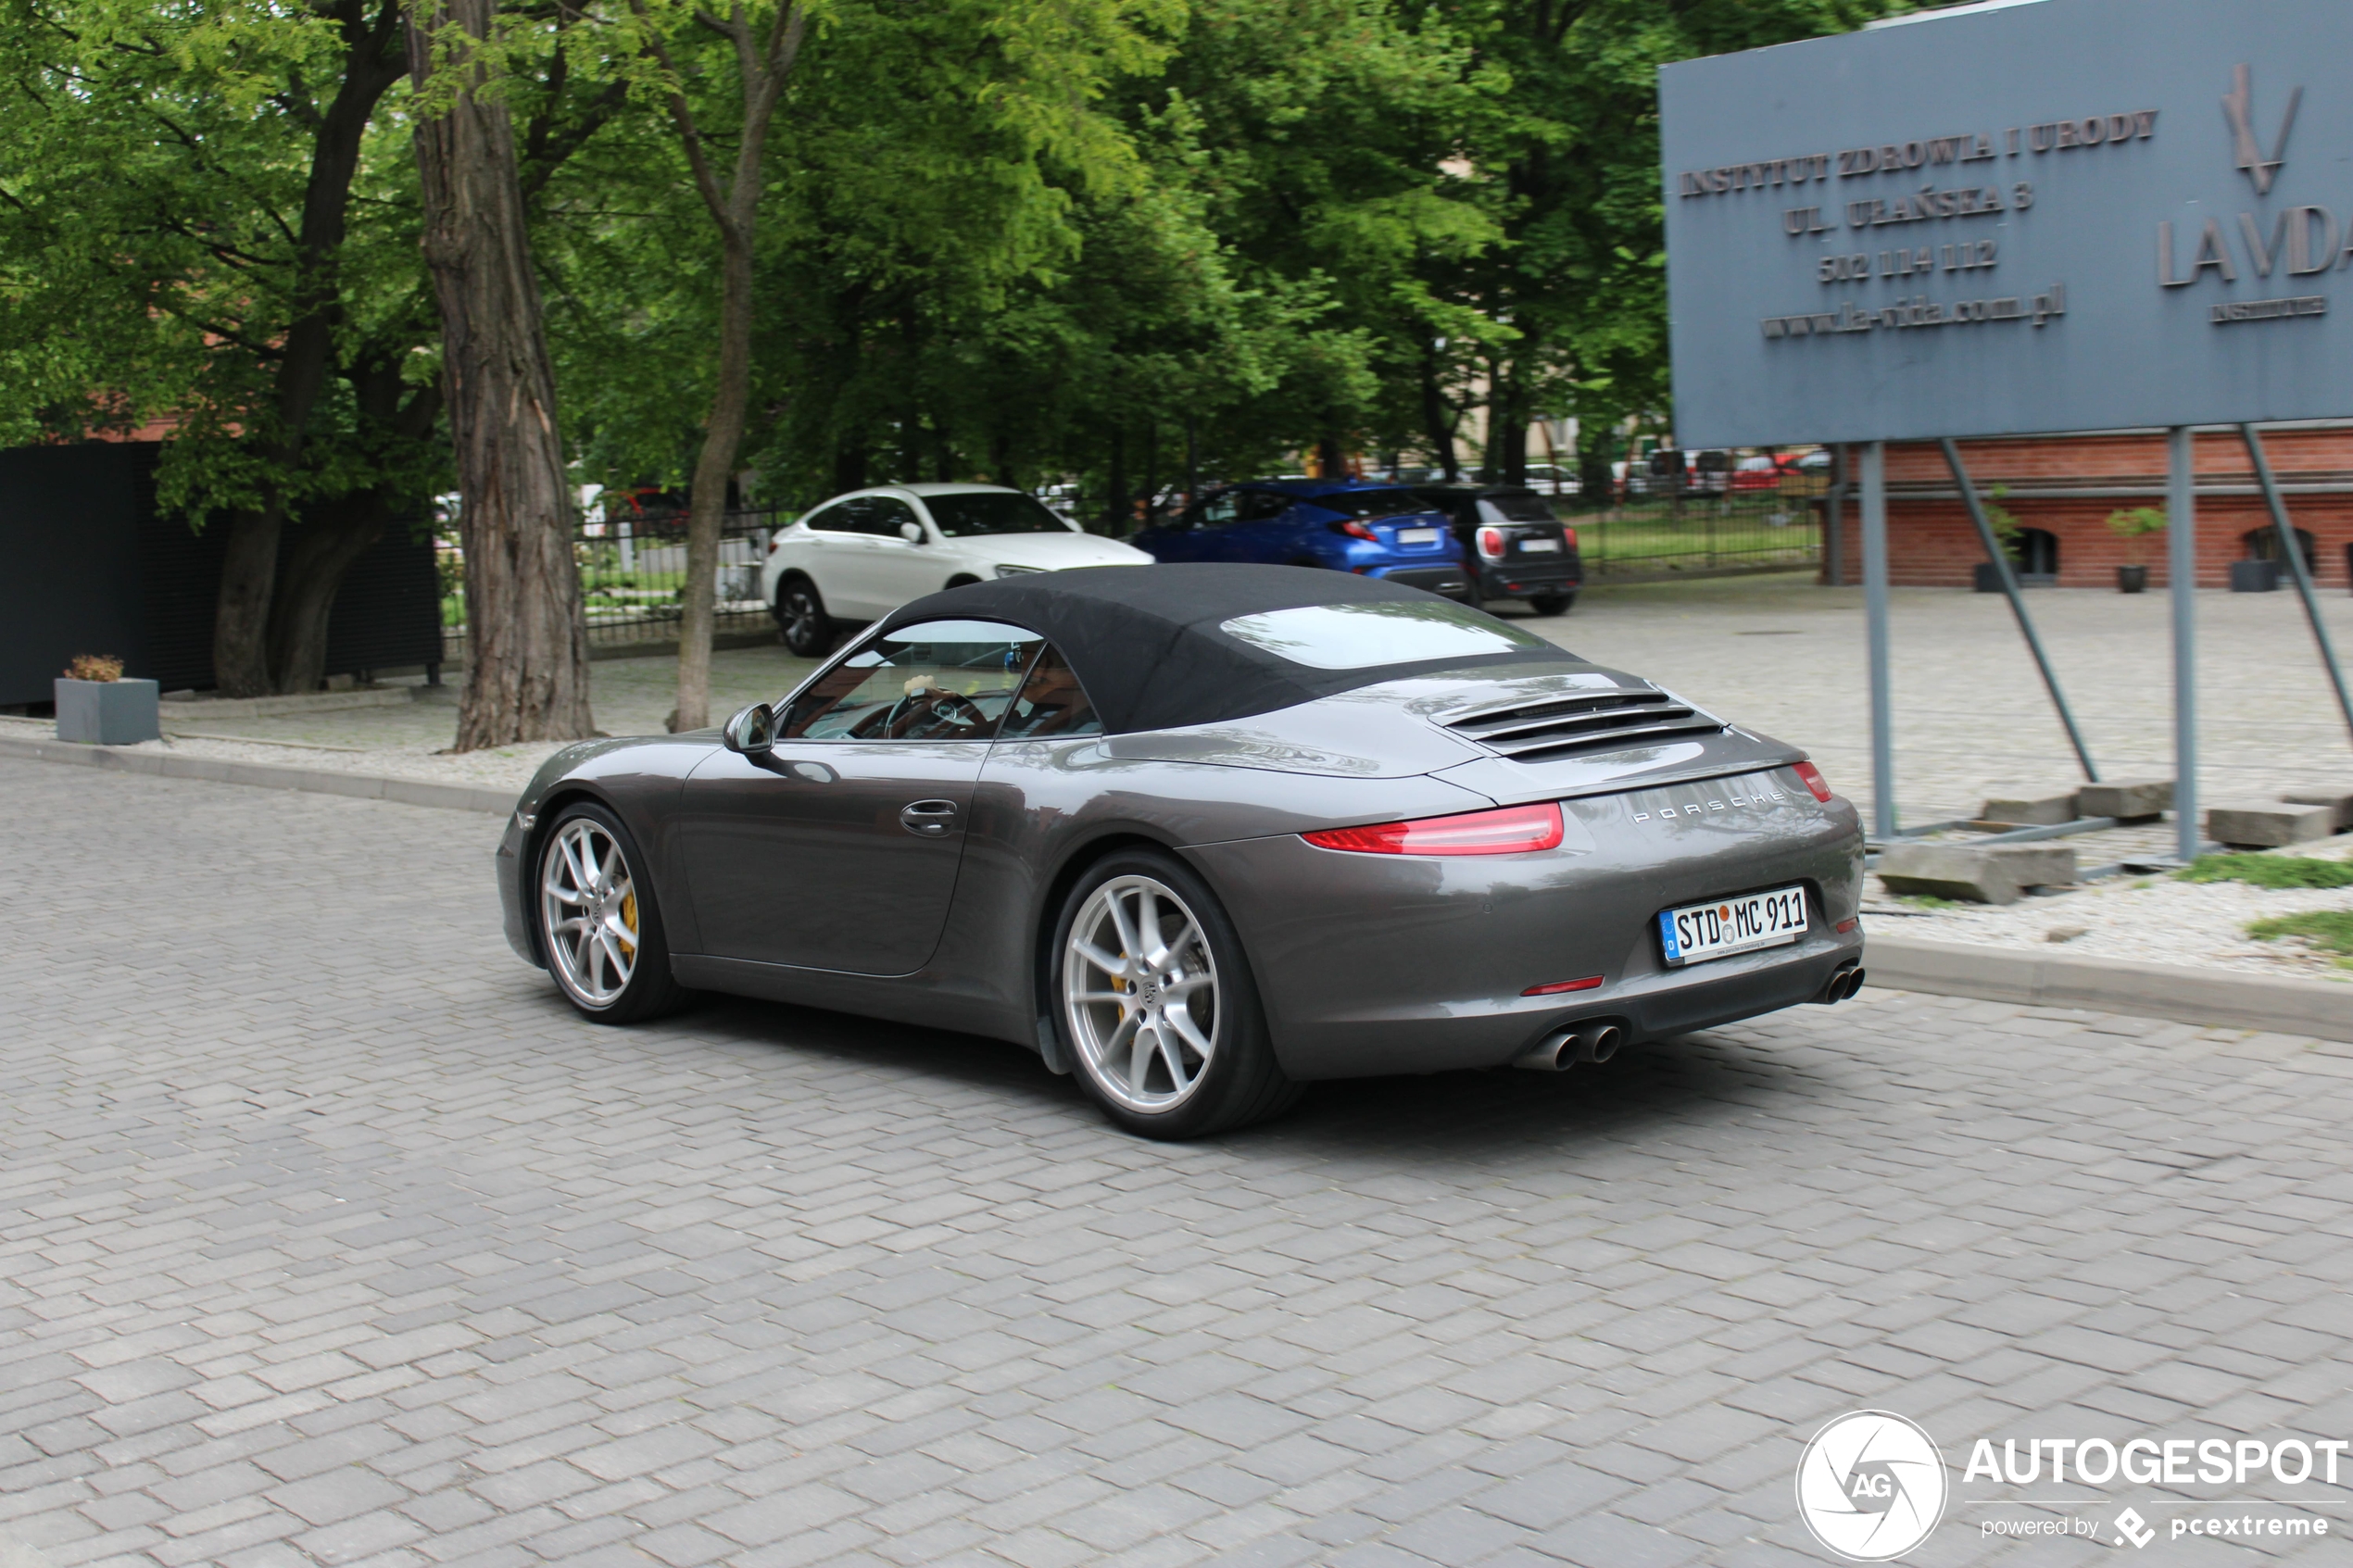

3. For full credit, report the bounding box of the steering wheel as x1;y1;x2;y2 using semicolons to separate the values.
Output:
882;687;988;738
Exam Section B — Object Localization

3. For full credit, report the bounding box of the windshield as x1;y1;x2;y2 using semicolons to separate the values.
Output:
1481;492;1559;524
923;492;1070;537
1218;600;1550;671
1318;490;1440;521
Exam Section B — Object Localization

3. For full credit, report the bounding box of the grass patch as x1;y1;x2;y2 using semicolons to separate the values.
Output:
1898;894;1961;910
2177;853;2353;889
2246;909;2353;960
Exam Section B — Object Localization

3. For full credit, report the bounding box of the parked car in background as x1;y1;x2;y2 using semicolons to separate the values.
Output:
1520;462;1581;496
1128;480;1470;600
761;484;1151;656
1411;485;1582;616
1730;454;1808;491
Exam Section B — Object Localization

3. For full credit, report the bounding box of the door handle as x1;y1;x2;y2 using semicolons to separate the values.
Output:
900;799;959;837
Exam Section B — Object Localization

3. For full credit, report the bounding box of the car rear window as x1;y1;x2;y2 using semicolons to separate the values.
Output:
1480;492;1560;524
924;492;1069;537
1217;600;1550;671
1319;490;1439;521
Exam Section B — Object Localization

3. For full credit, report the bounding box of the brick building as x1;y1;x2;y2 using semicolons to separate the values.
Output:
1824;423;2353;590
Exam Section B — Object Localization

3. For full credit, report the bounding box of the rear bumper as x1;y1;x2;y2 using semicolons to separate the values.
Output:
1184;774;1866;1080
1476;550;1583;599
1371;563;1474;600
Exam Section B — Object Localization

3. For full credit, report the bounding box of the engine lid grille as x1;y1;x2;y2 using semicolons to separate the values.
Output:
1443;687;1724;763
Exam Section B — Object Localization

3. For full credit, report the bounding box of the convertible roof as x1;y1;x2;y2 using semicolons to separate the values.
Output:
879;563;1583;734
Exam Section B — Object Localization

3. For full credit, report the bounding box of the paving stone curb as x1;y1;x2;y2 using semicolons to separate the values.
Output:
0;734;514;816
1867;933;2353;1044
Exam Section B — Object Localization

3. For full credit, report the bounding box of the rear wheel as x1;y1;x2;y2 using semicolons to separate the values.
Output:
776;576;834;657
1530;591;1576;617
535;803;689;1023
1051;849;1299;1139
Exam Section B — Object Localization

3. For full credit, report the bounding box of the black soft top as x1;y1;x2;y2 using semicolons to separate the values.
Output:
879;563;1583;734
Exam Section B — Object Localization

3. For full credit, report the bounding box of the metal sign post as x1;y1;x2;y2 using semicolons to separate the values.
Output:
2169;427;2200;863
1860;442;1895;840
1939;438;2100;783
2241;423;2353;745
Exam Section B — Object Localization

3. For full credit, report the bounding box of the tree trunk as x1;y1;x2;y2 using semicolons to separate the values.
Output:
409;0;595;750
211;508;285;696
1489;364;1528;487
1102;428;1126;535
266;492;395;695
672;233;753;732
1420;345;1460;483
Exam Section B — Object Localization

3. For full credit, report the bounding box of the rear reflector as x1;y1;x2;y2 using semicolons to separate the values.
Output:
1302;800;1564;856
1793;760;1834;802
1834;917;1859;934
1521;975;1604;997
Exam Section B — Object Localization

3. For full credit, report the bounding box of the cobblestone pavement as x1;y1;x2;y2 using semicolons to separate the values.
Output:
6;758;2353;1568
25;574;2352;828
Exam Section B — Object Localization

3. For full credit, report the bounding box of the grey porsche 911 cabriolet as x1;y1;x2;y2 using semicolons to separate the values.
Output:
496;564;1865;1138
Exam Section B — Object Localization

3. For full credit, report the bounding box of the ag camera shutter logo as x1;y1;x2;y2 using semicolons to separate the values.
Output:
1795;1411;1948;1561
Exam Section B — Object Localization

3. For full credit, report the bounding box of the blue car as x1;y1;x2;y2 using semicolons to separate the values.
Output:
1131;480;1472;599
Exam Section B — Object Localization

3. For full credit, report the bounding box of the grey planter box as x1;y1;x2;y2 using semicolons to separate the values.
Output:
2229;558;2281;593
55;677;160;745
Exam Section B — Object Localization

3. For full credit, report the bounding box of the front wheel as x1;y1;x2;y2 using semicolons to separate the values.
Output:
1529;591;1576;617
1051;850;1300;1139
776;577;835;658
535;803;689;1023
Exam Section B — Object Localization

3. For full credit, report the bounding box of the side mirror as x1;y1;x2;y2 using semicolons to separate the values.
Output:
722;702;776;756
899;521;925;544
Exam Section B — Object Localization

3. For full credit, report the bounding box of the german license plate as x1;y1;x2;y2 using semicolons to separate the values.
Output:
1516;537;1560;553
1658;885;1807;966
1397;527;1440;544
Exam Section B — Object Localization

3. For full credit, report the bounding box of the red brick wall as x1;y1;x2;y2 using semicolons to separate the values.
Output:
1824;426;2353;588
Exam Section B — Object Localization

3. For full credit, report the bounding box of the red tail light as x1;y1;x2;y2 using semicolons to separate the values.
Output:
1793;760;1834;802
1329;520;1380;542
1477;526;1505;559
1303;800;1564;856
766;536;781;554
1564;526;1579;549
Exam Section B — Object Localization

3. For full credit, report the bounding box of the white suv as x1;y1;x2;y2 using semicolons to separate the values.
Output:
761;484;1154;655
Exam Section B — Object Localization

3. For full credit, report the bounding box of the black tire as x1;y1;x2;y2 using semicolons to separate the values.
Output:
1049;848;1301;1139
776;576;836;658
534;802;690;1024
1529;591;1576;617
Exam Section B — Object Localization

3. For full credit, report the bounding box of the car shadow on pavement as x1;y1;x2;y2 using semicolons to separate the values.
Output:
613;985;1839;1167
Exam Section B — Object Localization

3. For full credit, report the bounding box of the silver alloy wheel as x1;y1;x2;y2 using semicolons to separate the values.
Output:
1063;874;1219;1111
540;818;640;1009
780;584;825;656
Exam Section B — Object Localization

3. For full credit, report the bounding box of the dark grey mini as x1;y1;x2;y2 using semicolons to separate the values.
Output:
496;564;1865;1137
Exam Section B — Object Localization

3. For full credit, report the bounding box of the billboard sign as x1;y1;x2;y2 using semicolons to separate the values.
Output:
1661;0;2353;446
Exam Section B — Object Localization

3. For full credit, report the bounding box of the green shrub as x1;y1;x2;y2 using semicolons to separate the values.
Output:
2177;854;2353;889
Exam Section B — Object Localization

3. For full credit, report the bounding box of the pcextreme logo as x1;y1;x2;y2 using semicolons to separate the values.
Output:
1794;1411;1948;1562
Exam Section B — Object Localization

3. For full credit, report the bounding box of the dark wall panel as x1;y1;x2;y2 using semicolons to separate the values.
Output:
1;441;439;705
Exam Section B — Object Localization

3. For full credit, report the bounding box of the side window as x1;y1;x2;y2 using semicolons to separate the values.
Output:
805;502;856;533
997;644;1102;739
865;496;922;538
781;620;1041;741
1237;490;1290;522
1194;493;1242;528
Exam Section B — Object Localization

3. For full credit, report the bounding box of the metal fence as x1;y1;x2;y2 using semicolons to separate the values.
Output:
1564;479;1827;579
439;508;787;662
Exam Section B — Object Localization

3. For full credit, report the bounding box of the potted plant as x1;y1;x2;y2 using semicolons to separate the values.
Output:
54;654;161;745
2106;506;2166;593
1971;484;2026;593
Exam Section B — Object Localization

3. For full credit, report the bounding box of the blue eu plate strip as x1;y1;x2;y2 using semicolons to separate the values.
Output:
1658;910;1680;962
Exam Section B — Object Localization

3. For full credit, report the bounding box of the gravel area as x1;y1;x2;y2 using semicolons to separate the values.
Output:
1867;834;2353;979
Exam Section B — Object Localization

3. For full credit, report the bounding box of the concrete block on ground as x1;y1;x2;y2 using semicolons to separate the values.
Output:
2276;785;2353;832
2077;777;2173;822
1979;786;2080;826
2205;800;2334;848
1876;844;2079;906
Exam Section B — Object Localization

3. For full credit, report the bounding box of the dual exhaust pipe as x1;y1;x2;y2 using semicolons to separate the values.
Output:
1512;1021;1627;1073
1813;963;1867;1006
